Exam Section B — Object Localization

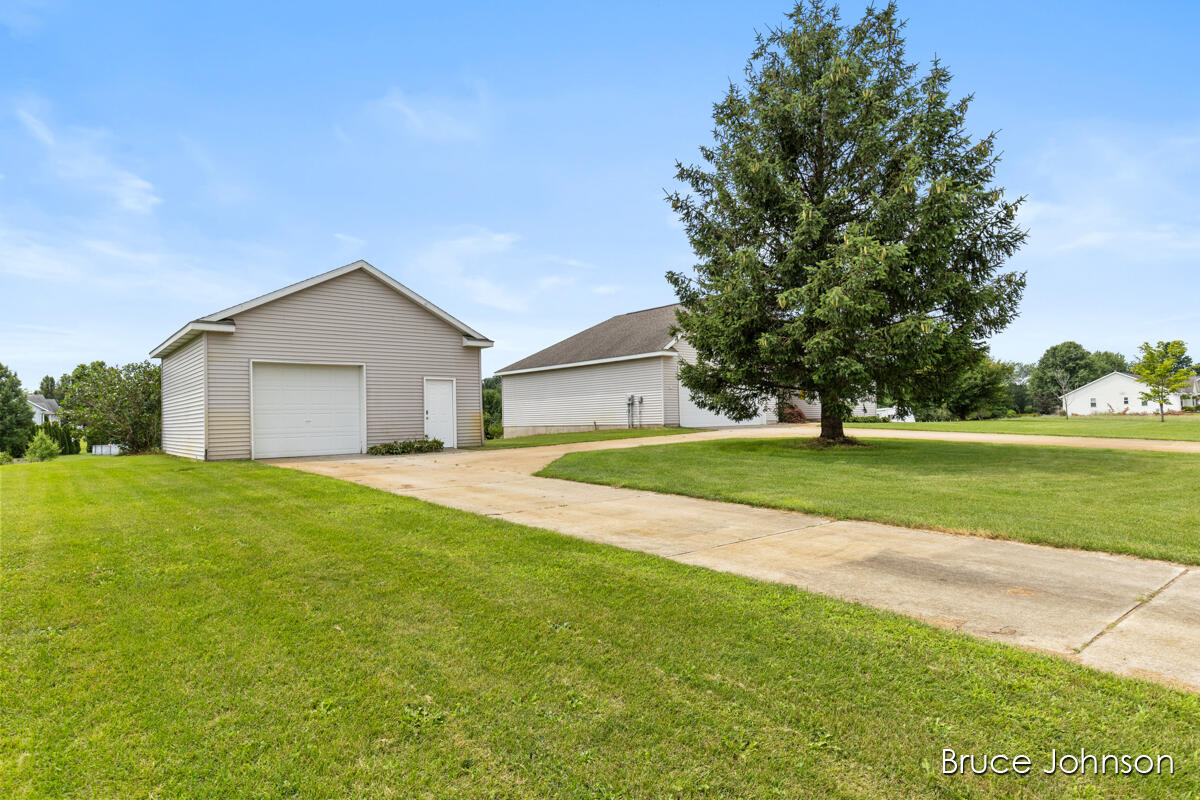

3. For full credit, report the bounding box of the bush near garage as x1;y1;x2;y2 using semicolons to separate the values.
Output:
366;437;444;456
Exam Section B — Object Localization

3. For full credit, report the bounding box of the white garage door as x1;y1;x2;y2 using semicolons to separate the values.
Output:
252;363;364;458
679;386;773;428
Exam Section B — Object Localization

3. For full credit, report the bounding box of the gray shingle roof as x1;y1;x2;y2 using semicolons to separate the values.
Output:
27;394;60;413
497;303;682;373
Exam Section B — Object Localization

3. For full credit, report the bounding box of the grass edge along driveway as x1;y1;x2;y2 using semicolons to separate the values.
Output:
844;414;1200;442
538;437;1200;565
2;455;1197;798
475;427;709;450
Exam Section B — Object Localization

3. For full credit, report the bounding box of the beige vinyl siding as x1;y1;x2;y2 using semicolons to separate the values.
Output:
662;355;680;427
205;270;482;459
502;357;670;433
160;333;207;459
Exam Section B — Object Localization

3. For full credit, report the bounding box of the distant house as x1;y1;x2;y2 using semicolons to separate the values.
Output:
495;303;875;437
1060;371;1198;415
27;394;60;424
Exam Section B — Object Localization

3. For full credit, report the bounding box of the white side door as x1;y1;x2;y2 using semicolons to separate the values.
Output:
424;378;456;446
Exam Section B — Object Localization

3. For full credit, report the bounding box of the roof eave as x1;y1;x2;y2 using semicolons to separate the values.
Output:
496;350;676;376
150;320;236;358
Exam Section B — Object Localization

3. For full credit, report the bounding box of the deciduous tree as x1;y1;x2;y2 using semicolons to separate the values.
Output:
1132;340;1195;422
60;360;162;452
1029;342;1090;414
666;1;1025;443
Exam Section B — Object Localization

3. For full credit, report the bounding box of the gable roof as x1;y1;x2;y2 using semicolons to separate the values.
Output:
151;260;491;358
1060;370;1142;398
497;303;681;374
27;394;59;413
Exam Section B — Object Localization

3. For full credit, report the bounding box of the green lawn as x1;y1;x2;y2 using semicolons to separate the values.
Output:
540;438;1200;564
2;456;1198;799
476;426;705;449
845;413;1200;441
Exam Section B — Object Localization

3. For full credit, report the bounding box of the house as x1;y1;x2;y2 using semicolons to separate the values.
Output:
150;260;492;460
1060;370;1198;415
495;303;875;436
27;394;60;424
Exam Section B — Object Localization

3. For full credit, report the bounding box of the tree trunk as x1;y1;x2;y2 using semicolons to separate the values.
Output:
1160;402;1165;422
820;414;845;442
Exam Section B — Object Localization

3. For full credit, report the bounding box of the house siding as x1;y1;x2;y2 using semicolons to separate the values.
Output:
662;355;680;427
160;333;207;459
1062;372;1185;415
204;269;482;459
501;357;670;436
672;337;775;427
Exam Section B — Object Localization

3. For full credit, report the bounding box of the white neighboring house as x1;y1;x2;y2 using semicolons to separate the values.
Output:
1060;370;1199;415
27;394;60;424
496;303;875;436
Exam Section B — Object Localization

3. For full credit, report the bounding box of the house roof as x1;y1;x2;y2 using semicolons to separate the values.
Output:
497;303;682;374
151;260;491;358
27;394;59;413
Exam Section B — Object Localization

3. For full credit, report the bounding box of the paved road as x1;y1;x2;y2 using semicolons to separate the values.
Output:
270;425;1200;693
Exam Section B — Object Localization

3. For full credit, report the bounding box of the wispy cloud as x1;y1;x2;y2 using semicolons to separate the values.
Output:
368;86;489;142
404;228;593;313
1018;127;1200;264
0;0;47;35
333;232;366;249
15;102;161;213
0;218;264;304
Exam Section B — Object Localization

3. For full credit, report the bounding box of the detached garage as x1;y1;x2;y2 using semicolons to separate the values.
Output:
151;260;492;459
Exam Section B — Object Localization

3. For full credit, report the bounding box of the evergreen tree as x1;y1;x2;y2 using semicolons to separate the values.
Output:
0;363;35;457
667;2;1025;442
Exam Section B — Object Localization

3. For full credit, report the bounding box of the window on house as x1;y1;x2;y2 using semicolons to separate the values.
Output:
1123;397;1129;405
1090;398;1096;408
1142;398;1149;406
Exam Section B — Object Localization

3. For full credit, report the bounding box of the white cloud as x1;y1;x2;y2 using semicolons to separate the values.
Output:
15;104;161;213
369;87;489;142
591;284;621;295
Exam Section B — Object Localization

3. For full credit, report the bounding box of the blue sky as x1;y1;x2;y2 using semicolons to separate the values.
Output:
2;0;1197;385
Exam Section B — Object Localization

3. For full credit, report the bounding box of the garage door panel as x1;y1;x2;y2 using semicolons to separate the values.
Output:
252;363;363;458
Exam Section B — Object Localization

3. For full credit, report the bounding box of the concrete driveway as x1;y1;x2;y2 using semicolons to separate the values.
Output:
269;426;1199;693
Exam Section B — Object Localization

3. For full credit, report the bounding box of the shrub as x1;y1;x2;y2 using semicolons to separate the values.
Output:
778;403;807;423
486;422;504;440
849;415;891;423
366;437;444;456
38;421;80;455
913;406;954;422
25;430;61;462
0;450;12;465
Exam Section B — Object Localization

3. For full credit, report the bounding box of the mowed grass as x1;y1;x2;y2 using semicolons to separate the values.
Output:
540;438;1200;564
2;458;1198;798
476;426;706;449
845;413;1200;441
